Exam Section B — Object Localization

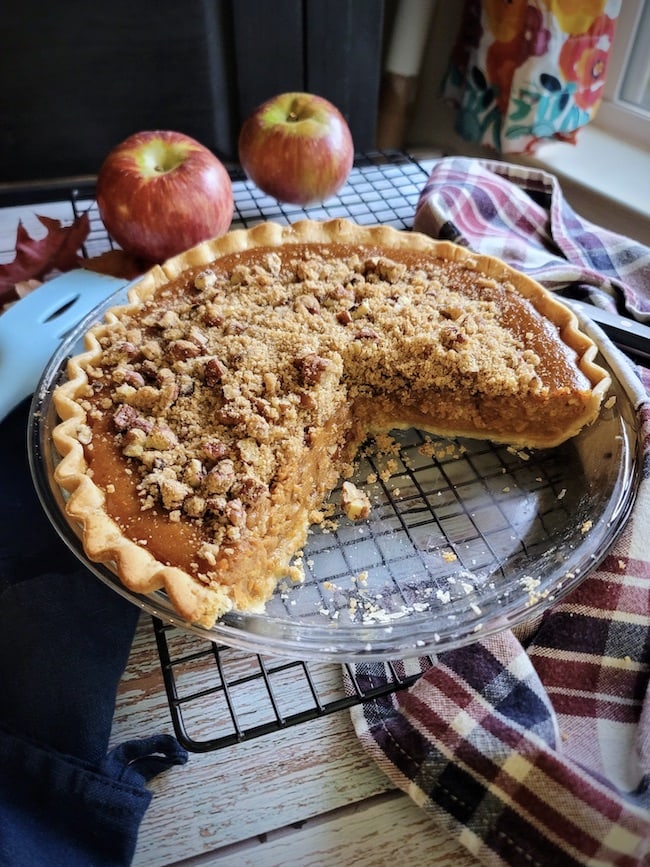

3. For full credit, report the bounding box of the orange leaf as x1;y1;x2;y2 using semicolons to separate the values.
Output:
0;212;90;303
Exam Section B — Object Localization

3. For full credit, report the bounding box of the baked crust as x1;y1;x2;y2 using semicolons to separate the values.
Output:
52;218;610;627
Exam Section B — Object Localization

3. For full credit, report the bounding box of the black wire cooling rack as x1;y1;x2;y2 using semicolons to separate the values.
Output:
2;150;641;753
152;619;433;752
1;151;445;752
0;150;435;240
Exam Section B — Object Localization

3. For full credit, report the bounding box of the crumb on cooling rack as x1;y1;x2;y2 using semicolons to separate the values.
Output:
374;432;401;456
287;552;306;584
350;571;369;585
419;439;467;461
380;459;399;482
340;481;371;520
507;445;531;461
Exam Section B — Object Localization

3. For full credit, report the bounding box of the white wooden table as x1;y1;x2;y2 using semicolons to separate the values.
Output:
112;614;480;866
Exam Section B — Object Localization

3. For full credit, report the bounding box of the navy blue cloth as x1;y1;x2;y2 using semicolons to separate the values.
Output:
0;399;188;866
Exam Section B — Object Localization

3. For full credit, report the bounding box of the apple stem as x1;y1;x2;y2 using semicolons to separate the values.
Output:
287;97;306;123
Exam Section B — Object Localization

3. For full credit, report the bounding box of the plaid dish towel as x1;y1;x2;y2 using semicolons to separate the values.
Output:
348;157;650;866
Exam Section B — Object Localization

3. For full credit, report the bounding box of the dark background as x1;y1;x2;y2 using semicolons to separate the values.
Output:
0;0;386;185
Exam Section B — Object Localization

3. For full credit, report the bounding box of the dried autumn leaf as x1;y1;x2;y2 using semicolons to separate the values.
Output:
0;212;90;303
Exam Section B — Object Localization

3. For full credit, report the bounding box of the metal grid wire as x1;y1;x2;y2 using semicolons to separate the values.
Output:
152;619;431;753
2;151;595;753
1;151;444;752
0;150;434;255
283;428;579;626
153;432;571;752
151;426;577;753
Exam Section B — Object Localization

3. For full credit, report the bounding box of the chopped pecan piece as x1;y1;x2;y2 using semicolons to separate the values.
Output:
440;305;463;320
188;325;208;348
122;428;147;458
235;477;268;505
294;353;329;385
336;309;352;325
204;356;228;387
177;373;195;396
184;458;206;487
295;293;321;315
225;498;246;527
200;439;229;462
115;341;140;360
157;370;179;410
170;339;201;360
113;404;153;433
324;283;355;308
204;495;226;516
440;324;467;348
202;302;224;327
113;403;139;431
215;402;243;426
300;393;318;411
354;326;380;341
351;299;372;319
362;256;406;283
204;459;235;494
119;368;146;388
224;320;246;335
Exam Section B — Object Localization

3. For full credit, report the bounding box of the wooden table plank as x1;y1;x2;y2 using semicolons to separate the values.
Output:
111;616;475;866
193;792;481;866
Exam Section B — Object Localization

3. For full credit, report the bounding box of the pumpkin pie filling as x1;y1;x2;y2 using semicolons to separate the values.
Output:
52;219;610;627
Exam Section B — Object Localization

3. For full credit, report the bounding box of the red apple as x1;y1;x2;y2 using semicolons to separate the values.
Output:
238;92;354;206
96;130;234;263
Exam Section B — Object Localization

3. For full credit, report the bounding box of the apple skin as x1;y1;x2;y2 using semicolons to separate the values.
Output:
96;130;234;263
238;92;354;206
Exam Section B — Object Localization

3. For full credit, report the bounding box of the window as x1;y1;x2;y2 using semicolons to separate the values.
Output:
596;0;650;148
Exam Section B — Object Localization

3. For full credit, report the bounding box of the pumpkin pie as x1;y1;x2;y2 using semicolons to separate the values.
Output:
52;219;610;627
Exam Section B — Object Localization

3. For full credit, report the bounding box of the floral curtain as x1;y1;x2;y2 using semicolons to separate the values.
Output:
443;0;621;154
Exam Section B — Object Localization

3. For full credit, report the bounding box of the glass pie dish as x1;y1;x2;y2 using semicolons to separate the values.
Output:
29;285;642;661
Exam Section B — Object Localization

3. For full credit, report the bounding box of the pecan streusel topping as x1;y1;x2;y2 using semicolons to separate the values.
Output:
77;244;568;540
